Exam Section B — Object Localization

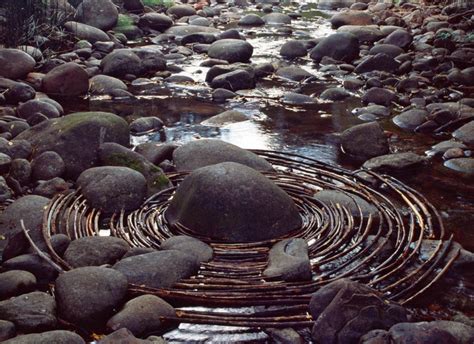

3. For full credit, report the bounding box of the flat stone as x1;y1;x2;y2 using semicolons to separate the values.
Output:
363;152;426;171
453;120;474;146
1;330;85;344
0;270;37;298
161;235;213;264
392;109;428;131
444;158;474;175
313;190;377;217
201;110;248;126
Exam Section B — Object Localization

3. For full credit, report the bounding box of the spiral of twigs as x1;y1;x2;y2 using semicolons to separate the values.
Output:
42;150;459;331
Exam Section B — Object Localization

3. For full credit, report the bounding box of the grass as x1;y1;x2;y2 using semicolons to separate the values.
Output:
116;14;135;28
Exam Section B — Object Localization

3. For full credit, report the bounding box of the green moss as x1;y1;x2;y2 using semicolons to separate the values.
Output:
143;0;175;8
58;112;125;133
151;173;170;189
107;153;145;173
116;14;134;28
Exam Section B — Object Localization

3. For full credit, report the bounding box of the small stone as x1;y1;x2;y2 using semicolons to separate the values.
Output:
1;330;85;344
161;235;213;264
363;152;426;172
263;239;312;282
31;151;65;181
444;158;474;175
0;320;15;341
340;122;389;161
106;295;175;337
362;87;397;106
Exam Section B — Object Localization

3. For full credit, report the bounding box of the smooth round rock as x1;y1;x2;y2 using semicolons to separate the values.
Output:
172;139;273;172
101;50;142;78
55;267;128;326
165;162;302;242
31;151;65;181
0;270;37;298
340;122;389;161
63;236;130;268
106;295;175;337
161;235;213;263
208;39;253;63
280;40;307;59
113;250;199;289
444;158;474;175
239;14;265;26
0;49;36;79
42;62;89;97
75;0;118;31
310;32;360;63
77;166;147;213
17;100;60;121
89;75;127;95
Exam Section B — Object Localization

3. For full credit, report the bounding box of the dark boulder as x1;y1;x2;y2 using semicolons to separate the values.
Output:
42;62;89;97
16;112;130;179
75;0;118;31
310;33;360;63
55;267;128;327
113;250;199;289
340;122;389;161
172;139;273;172
165;162;302;242
77;166;147;213
63;236;130;268
0;49;36;80
1;330;84;344
161;235;213;264
208;39;253;63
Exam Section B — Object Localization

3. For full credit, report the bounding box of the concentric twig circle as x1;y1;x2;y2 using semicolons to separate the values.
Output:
42;150;459;330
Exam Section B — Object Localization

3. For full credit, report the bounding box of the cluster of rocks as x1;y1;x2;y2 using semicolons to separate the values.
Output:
0;234;212;343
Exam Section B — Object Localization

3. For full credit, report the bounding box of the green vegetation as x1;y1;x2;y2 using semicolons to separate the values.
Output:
116;14;135;28
143;0;175;8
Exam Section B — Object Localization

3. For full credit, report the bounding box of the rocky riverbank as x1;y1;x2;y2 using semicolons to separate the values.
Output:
0;0;473;342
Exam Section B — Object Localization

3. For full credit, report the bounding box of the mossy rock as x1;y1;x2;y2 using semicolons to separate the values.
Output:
15;112;130;179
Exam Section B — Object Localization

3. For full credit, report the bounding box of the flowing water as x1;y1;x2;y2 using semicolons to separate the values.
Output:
70;1;474;342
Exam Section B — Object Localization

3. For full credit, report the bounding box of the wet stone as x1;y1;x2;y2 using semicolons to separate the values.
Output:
2;254;58;285
340;122;389;161
392;109;428;131
1;330;85;344
276;66;314;82
363;152;426;172
444;158;474;175
161;235;213;264
0;320;15;341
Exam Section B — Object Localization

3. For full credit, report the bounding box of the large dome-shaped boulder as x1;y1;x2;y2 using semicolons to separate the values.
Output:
208;39;253;63
165;162;302;242
173;139;273;172
15;112;130;179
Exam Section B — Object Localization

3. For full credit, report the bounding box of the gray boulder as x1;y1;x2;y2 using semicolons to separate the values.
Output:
16;111;130;179
363;152;426;172
0;291;56;332
0;195;50;252
17;99;60;121
262;13;292;25
165;25;220;37
134;142;177;166
165;162;302;242
392;109;428;131
89;75;127;95
210;70;255;91
0;270;36;298
280;40;307;59
161;235;213;263
167;5;196;18
98;142;171;196
201;110;248;126
362;87;397;106
139;13;173;32
330;10;372;29
101;50;142;78
172;139;273;172
97;328;150;344
444;158;474;175
1;330;84;344
42;62;89;97
2;254;58;285
355;53;400;74
453;121;474;146
113;250;199;288
340;122;389;161
55;267;128;326
75;0;118;31
369;44;404;58
31;151;65;181
263;238;312;281
77;166;147;213
106;295;175;337
64;21;110;43
63;236;130;268
276;66;314;82
0;49;36;80
239;14;265;26
384;29;412;50
310;279;407;343
310;33;360;63
313;189;377;217
208;39;253;63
